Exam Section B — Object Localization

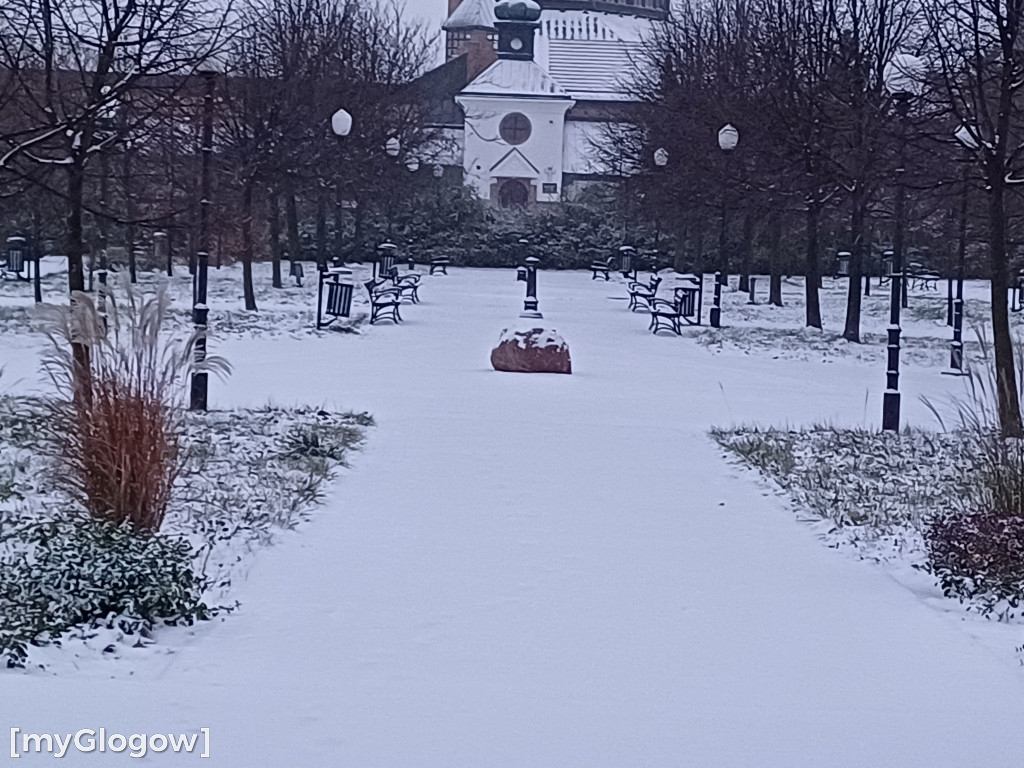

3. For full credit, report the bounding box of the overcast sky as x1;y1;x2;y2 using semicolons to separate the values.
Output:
400;0;447;34
393;0;449;65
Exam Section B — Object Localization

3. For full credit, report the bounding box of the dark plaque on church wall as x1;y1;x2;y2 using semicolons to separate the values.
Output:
542;183;558;194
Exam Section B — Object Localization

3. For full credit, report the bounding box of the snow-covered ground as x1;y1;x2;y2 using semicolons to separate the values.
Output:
4;264;1024;766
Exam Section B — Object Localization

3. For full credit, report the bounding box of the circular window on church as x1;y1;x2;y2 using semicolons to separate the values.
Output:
499;113;532;145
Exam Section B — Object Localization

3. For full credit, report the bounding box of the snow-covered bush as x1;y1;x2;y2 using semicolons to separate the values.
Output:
924;504;1024;620
920;337;1024;619
0;511;211;668
712;426;978;537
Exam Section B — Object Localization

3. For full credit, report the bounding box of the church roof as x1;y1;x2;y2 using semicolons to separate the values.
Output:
459;58;571;98
443;0;496;31
546;39;640;100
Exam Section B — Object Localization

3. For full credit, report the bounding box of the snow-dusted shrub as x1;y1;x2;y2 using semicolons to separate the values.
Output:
38;277;228;531
0;511;211;668
921;337;1024;619
925;505;1024;620
712;426;977;537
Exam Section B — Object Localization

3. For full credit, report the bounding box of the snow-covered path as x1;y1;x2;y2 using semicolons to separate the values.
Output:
7;270;1024;765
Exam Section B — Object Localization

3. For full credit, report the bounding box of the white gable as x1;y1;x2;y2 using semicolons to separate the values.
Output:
490;147;541;178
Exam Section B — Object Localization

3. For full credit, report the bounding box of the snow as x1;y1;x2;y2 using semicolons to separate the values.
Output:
498;326;567;349
4;265;1024;765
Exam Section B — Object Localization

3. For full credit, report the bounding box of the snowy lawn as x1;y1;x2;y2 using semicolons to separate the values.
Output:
2;264;1024;766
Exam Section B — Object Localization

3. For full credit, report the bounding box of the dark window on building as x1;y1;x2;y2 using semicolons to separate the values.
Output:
446;31;470;60
499;113;532;145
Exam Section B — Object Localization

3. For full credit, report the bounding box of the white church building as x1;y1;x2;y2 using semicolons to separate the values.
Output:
421;0;669;206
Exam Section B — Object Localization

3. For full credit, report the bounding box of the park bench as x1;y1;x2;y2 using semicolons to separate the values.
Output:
429;257;450;275
908;262;940;290
389;268;421;304
363;278;403;324
627;275;662;312
590;258;613;281
648;278;703;334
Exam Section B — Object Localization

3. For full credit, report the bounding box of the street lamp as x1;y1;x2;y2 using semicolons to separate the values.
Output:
330;107;353;269
653;147;668;168
713;123;739;328
190;69;217;412
881;53;924;432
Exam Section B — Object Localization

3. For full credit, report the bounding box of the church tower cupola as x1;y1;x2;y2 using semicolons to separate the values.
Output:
444;0;497;67
494;0;542;61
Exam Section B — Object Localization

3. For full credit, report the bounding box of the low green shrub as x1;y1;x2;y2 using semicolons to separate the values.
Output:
0;512;211;667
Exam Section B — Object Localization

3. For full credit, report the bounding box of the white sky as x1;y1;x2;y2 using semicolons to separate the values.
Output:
397;0;447;34
393;0;449;65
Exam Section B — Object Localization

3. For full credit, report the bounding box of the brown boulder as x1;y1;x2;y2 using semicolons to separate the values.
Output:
490;327;572;374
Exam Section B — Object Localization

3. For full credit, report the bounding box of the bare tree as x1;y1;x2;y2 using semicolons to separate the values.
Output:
0;0;230;378
924;0;1024;436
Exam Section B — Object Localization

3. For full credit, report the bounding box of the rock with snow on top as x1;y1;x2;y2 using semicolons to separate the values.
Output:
490;327;571;374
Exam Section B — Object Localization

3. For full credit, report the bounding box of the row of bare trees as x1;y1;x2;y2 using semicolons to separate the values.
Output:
0;0;438;312
616;0;1024;436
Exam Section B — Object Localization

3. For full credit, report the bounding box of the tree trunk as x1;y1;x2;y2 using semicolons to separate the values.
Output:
738;211;754;293
285;183;301;263
333;185;345;262
769;210;783;307
694;215;705;274
268;189;283;289
353;197;364;257
123;151;137;283
66;158;91;389
843;190;866;343
988;176;1023;437
315;189;328;270
805;201;822;328
242;180;258;311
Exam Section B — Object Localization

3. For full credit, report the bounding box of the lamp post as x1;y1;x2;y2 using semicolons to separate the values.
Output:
718;124;739;283
329;107;353;270
881;53;924;432
714;124;738;328
190;69;216;412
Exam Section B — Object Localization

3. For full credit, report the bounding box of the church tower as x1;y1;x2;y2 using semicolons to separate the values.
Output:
444;0;498;80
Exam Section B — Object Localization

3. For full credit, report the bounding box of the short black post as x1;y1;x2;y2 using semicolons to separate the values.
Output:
522;254;540;317
316;269;326;330
946;277;954;327
747;276;757;305
710;272;722;328
950;292;964;372
32;243;42;303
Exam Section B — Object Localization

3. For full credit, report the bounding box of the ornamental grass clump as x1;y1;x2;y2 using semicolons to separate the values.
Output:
39;277;228;532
